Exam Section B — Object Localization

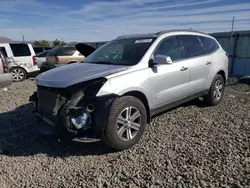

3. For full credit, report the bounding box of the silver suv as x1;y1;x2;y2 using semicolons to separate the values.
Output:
30;30;228;150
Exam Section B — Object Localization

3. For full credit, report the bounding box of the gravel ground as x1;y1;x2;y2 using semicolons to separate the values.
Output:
0;78;249;188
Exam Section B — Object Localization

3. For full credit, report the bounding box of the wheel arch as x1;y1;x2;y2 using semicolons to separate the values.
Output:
67;61;78;64
121;90;151;123
217;70;226;83
9;66;28;82
9;65;29;73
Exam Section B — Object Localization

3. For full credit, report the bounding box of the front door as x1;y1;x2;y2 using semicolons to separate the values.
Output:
150;36;190;108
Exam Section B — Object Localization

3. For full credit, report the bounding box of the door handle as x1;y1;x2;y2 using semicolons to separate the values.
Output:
206;61;212;65
180;66;188;71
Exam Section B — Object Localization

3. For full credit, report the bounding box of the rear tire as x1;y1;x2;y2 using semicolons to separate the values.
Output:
10;67;27;82
204;74;225;106
40;63;47;73
103;96;147;151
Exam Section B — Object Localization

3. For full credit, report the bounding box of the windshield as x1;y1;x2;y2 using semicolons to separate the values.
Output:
83;37;156;66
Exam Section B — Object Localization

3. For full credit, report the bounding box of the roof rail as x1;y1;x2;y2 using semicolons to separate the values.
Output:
154;29;209;36
116;32;155;39
116;29;210;39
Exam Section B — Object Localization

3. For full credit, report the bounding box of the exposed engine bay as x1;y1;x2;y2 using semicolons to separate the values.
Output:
30;77;117;140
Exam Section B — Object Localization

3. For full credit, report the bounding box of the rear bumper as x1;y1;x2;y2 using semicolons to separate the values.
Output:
0;73;13;88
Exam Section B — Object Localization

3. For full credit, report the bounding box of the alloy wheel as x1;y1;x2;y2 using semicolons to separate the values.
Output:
116;106;141;141
11;68;25;81
213;80;223;100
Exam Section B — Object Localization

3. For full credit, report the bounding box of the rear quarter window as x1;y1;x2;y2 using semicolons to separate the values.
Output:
198;36;219;54
10;44;31;57
57;47;76;56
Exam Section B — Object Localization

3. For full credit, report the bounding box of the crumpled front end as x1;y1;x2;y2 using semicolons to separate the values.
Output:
30;78;117;140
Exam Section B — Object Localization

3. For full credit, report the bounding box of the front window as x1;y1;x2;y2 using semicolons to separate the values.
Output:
153;36;183;62
84;37;156;66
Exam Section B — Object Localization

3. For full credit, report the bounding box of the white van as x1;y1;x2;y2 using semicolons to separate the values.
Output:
0;43;39;81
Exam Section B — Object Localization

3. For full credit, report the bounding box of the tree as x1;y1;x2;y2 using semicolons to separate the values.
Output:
53;39;66;46
33;40;50;47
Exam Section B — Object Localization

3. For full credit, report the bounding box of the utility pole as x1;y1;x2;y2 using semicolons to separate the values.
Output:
22;35;25;43
230;16;235;44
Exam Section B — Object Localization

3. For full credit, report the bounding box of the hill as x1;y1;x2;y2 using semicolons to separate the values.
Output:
0;37;13;43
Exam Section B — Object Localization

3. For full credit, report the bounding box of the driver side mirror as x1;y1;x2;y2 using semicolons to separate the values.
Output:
149;55;172;66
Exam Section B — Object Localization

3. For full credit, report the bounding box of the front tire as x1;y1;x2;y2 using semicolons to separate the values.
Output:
205;74;225;106
103;96;147;151
10;67;27;82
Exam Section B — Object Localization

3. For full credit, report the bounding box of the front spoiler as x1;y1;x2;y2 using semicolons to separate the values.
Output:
35;113;101;142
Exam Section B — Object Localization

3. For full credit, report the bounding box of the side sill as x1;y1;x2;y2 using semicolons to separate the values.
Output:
151;90;208;117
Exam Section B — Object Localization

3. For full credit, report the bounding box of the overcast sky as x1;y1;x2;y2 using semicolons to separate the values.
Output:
0;0;249;42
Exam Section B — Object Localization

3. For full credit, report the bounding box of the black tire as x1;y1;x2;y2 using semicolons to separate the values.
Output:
204;74;225;106
10;67;27;82
40;63;47;73
103;96;147;151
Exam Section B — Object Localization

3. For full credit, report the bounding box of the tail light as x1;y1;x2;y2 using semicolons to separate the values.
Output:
32;56;37;66
55;56;59;63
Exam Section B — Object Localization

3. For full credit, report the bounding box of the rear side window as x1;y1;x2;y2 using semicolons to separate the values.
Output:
178;35;204;58
57;47;76;56
10;44;31;57
198;36;219;54
154;36;183;61
0;47;7;57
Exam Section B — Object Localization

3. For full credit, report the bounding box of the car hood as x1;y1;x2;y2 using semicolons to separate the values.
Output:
75;43;96;57
36;63;128;88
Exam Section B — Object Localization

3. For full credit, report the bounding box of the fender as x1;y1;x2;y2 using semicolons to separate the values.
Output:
209;67;227;86
96;79;153;108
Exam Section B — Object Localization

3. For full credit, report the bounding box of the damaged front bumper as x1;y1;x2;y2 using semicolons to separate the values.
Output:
29;88;117;140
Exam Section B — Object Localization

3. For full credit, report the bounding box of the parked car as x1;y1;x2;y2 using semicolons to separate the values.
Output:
0;50;13;88
30;30;229;151
33;46;52;54
33;50;50;72
42;45;95;72
0;43;39;82
46;46;85;66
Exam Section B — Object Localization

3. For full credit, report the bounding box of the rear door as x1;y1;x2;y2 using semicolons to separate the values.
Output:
198;36;220;89
178;35;211;94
